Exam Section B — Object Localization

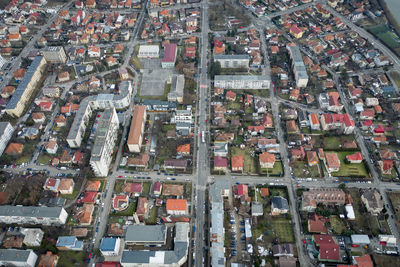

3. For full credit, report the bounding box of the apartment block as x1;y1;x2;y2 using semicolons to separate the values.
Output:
127;105;147;153
214;54;250;69
42;46;67;63
214;75;271;89
90;108;120;177
5;56;47;117
286;44;309;88
0;206;68;225
0;122;14;157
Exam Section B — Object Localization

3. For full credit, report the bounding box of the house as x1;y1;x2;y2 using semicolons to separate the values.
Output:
353;254;373;267
153;182;162;196
86;180;101;191
127;153;149;169
13;68;26;81
123;183;143;196
259;152;275;169
5;143;23;156
164;159;187;171
44;140;58;154
234;184;249;203
286;120;298;133
361;189;383;215
75;204;94;225
1;86;15;98
301;188;346;211
346;152;363;163
271;196;289;216
308;214;327;234
214;141;228;157
56;236;83;251
88;45;101;57
231;155;244;172
380;149;397;160
124;225;167;246
272;243;294;257
214;156;228;172
100;237;121;257
309;113;320;130
166;199;187;215
136;197;148;216
59;179;74;194
112;195;129;212
314;235;340;262
32;112;45;124
58;72;70;82
37;251;58;267
251;202;263;216
307;151;318;166
177;144;190;156
379;159;393;175
325;153;340;172
289;24;304;38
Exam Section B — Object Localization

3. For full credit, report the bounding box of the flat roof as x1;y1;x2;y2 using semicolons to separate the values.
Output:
127;105;146;146
0;205;64;218
125;225;166;243
0;249;34;262
139;45;160;53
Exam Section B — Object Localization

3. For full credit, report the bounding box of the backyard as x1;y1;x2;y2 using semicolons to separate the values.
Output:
330;151;369;178
388;192;400;221
231;147;257;174
291;162;321;178
260;161;284;177
57;251;88;267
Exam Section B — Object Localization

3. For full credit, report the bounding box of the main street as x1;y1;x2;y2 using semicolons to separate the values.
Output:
193;0;210;265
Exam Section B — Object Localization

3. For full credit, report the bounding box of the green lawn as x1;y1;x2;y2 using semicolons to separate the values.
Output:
15;154;31;165
57;251;88;267
38;154;52;165
388;192;400;221
369;24;400;49
349;190;381;235
330;151;369;178
60;189;79;200
291;161;321;178
227;102;240;110
330;215;346;235
114;180;124;194
142;182;150;196
112;200;136;216
270;217;294;243
323;136;342;150
389;71;400;88
260;161;284;176
231;147;257;174
145;205;157;224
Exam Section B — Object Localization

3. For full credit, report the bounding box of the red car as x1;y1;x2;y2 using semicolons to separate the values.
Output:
118;176;123;178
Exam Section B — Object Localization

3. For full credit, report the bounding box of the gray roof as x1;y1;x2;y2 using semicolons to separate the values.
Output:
251;202;263;215
0;122;12;136
0;205;64;218
0;249;36;262
287;45;308;80
6;56;45;110
271;196;289;210
125;225;166;243
168;75;184;101
214;54;250;60
121;223;189;265
351;234;370;244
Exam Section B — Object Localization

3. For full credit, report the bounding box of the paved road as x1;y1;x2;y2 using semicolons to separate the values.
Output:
148;2;201;12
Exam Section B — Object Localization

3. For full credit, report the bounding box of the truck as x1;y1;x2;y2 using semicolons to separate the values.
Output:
201;131;205;143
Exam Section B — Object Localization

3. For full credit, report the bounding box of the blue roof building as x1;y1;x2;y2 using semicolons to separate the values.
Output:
100;237;121;256
56;236;83;251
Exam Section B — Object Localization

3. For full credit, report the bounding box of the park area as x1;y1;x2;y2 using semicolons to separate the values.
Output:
369;24;400;55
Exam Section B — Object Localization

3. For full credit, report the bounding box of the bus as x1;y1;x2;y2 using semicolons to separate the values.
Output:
201;131;205;143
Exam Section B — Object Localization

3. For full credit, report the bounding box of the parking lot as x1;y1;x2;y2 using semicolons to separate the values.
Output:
140;67;173;97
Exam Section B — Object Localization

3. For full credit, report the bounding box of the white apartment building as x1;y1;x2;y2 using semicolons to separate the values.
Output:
0;206;68;225
90;108;120;177
214;54;250;69
67;81;132;148
42;46;67;63
173;109;192;124
0;122;14;157
214;75;271;89
0;249;38;267
286;44;309;88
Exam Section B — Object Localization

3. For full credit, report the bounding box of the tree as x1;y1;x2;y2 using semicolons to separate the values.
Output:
209;61;221;79
338;183;346;190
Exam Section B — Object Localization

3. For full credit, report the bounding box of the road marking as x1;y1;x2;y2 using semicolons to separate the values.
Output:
200;85;207;88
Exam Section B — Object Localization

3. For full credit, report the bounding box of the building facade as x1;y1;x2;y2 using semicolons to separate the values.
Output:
42;46;67;63
214;75;271;89
5;56;47;117
90;108;120;177
127;105;147;153
0;206;68;225
287;44;309;88
0;122;14;157
214;54;250;69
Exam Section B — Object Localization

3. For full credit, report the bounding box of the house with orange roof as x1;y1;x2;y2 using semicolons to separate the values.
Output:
166;199;187;215
61;104;80;114
325;153;340;172
379;160;393;175
44;140;58;154
136;197;148;216
8;33;21;41
127;153;149;169
113;195;129;211
259;152;275;169
346;152;363;164
177;144;190;156
308;113;320;130
86;180;101;191
114;43;124;53
86;0;96;8
231;155;244;173
0;86;15;98
58;72;70;82
32;112;45;124
308;214;327;234
59;178;75;194
5;143;23;156
76;203;94;225
38;251;59;267
88;45;100;57
13;68;26;81
286;120;298;133
106;56;118;67
213;40;225;55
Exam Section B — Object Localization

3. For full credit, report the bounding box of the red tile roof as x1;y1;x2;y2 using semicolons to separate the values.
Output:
162;43;177;63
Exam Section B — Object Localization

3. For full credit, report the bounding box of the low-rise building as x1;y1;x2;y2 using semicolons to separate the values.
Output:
21;228;44;247
301;188;346;212
138;45;160;58
56;236;83;251
100;237;121;256
124;225;167;245
37;251;58;267
166;199;188;215
0;206;68;225
271;196;289;216
168;75;184;103
0;249;37;267
127;105;146;153
361;189;383;215
161;43;177;68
